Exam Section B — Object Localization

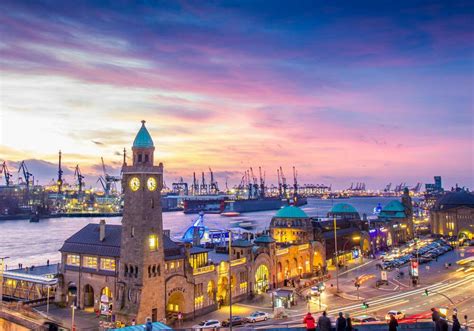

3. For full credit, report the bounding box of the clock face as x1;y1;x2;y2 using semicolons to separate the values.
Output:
147;177;157;191
129;177;140;191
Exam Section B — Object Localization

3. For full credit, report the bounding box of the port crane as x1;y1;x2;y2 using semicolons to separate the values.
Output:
384;183;392;192
208;168;219;194
249;167;259;199
74;165;85;193
1;161;12;186
172;177;189;195
259;167;265;198
18;161;34;189
292;166;299;199
100;157;120;196
192;172;199;195
279;166;288;198
200;172;207;195
410;182;422;193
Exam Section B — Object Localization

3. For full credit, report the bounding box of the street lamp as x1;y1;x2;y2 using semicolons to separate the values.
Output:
0;256;10;305
228;230;233;331
333;217;340;292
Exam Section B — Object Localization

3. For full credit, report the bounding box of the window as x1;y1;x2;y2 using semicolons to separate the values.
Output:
145;154;149;162
138;154;142;162
83;256;98;269
66;254;80;266
131;227;135;238
100;258;116;271
149;234;158;251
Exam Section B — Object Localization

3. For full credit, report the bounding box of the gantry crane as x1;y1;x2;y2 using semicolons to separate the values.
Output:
57;151;64;193
1;161;12;186
259;167;265;198
74;164;85;193
279;166;287;198
18;161;34;189
100;157;121;196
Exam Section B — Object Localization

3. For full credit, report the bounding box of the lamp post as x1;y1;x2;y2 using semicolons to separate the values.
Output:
0;256;10;305
228;230;233;331
46;285;50;314
71;304;76;331
333;217;339;293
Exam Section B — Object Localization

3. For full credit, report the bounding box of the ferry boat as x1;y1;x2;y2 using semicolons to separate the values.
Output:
179;212;232;244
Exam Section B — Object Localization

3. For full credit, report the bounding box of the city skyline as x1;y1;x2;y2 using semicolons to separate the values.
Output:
1;1;473;189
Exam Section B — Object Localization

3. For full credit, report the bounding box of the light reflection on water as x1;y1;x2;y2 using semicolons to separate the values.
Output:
0;197;394;268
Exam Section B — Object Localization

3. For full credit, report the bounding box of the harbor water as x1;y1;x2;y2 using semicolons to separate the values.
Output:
0;197;396;268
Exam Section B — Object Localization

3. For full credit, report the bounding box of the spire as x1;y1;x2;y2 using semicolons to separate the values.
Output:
133;120;154;148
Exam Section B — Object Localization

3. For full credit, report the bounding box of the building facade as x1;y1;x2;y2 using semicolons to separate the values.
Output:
430;190;474;241
56;121;327;326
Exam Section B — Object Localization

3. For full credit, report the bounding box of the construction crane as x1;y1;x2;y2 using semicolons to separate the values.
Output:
18;161;33;189
74;164;85;193
1;161;12;186
57;151;64;193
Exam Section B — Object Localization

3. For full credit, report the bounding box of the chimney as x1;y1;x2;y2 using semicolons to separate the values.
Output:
99;219;106;241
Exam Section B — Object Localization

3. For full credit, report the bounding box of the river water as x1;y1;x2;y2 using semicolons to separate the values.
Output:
0;197;395;269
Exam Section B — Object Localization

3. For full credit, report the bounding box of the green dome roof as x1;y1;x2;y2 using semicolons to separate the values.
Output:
133;120;154;148
254;235;275;244
330;203;358;214
274;205;308;218
382;200;405;212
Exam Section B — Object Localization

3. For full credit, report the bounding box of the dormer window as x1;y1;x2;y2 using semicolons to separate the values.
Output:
138;154;142;163
145;154;149;163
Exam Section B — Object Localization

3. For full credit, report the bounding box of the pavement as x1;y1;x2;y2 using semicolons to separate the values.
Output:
31;246;474;330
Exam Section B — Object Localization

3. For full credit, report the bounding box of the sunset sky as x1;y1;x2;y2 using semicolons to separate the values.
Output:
0;1;473;190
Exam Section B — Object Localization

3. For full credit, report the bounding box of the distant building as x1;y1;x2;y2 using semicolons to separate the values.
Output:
425;176;443;195
430;189;474;241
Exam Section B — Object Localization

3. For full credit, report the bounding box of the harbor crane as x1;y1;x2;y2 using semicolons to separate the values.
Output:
1;161;12;186
249;167;259;199
277;168;282;198
100;157;120;195
172;177;189;195
293;166;299;198
259;167;265;198
18;161;34;189
57;151;64;193
208;168;219;194
74;165;85;193
279;166;288;198
192;172;199;195
384;183;392;192
200;172;207;195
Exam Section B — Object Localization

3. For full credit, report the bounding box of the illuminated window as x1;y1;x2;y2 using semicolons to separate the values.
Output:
100;258;116;271
195;295;204;309
66;254;80;266
149;234;158;251
83;256;98;269
170;262;175;270
239;282;248;294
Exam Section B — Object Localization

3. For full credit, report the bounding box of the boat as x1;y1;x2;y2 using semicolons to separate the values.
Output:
179;212;235;244
29;212;40;223
182;195;228;214
222;197;284;214
221;211;240;217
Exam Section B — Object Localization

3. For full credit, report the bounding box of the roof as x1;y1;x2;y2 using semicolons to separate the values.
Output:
433;190;474;211
382;200;405;212
60;223;122;257
274;205;308;218
254;235;275;244
110;322;171;331
8;264;58;276
232;239;253;247
189;246;210;254
207;251;229;264
133;120;154;148
330;203;358;214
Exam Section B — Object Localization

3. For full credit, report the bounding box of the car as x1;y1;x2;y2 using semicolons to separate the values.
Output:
385;310;405;321
221;316;244;327
353;315;378;324
192;320;221;329
246;311;269;323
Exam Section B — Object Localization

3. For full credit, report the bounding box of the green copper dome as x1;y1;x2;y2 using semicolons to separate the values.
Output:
133;120;154;148
274;205;309;218
330;203;358;214
382;200;405;212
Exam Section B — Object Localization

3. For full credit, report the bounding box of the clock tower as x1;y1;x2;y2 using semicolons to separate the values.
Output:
116;120;165;323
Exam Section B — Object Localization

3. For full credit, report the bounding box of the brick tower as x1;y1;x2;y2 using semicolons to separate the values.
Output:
116;120;165;324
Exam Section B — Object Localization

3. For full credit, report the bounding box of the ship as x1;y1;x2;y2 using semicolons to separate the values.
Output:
182;195;228;214
222;197;284;213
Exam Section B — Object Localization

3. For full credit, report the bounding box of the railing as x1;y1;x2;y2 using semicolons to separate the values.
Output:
231;257;246;267
193;265;215;276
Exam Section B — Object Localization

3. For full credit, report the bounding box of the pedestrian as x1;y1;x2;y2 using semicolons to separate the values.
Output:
452;314;461;331
388;314;398;331
432;308;441;331
345;313;353;331
145;317;153;331
178;312;183;327
336;312;346;331
47;259;49;266
437;318;448;331
317;311;331;331
303;312;316;331
131;319;136;326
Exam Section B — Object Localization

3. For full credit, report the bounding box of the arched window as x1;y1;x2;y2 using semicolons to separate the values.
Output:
124;264;128;276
